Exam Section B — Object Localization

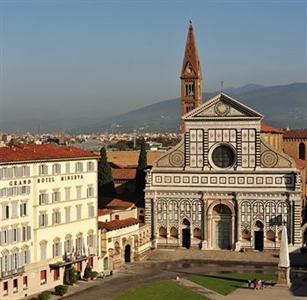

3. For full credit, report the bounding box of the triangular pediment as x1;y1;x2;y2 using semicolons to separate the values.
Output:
183;93;263;120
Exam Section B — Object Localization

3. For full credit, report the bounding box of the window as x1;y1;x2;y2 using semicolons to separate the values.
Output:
76;186;82;199
13;278;18;293
52;164;61;175
53;239;61;257
211;144;235;168
65;207;71;223
23;276;28;290
65;187;71;201
3;281;8;296
40;270;47;285
2;255;9;272
76;205;82;220
88;204;95;218
2;204;9;219
87;161;94;172
12;228;18;243
65;237;72;254
12;252;19;269
52;211;61;225
115;214;119;220
2;229;8;244
87;233;94;247
53;268;60;281
76;235;82;253
39;192;48;205
20;202;27;216
23;249;29;265
75;162;83;173
87;185;94;198
39;213;48;227
52;190;61;202
39;164;48;176
299;142;305;160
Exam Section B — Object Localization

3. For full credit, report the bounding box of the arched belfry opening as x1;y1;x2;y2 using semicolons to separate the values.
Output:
182;218;191;248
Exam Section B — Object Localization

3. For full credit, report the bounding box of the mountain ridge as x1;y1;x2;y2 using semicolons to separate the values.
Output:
1;82;306;133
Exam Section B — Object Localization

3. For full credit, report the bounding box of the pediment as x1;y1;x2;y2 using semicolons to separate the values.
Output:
183;93;263;120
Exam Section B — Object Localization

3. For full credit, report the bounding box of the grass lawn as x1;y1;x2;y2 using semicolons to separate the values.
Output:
189;272;277;296
115;280;208;300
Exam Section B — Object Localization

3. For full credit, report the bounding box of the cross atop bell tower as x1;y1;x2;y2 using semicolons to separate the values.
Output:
180;20;203;132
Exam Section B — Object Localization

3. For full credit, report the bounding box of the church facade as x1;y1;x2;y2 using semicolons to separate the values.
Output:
144;23;302;251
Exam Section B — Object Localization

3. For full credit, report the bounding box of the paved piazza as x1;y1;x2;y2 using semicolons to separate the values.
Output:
62;249;307;300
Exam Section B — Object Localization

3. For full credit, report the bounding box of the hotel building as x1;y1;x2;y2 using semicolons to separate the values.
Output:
0;144;98;299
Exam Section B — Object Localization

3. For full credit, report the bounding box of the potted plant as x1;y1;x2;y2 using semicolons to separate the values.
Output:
91;271;98;280
68;267;78;285
83;266;92;281
54;285;68;296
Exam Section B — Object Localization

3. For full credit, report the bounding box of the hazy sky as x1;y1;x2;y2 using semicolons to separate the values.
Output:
0;0;306;121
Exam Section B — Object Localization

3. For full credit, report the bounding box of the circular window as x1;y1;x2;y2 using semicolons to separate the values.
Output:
211;145;235;168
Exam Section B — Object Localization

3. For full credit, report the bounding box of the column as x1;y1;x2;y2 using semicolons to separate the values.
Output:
201;199;207;250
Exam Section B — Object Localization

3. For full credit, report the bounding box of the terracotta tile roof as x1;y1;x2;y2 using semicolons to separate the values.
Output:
261;122;283;134
295;159;307;170
98;208;113;216
283;130;307;139
106;198;135;209
98;217;139;231
111;168;136;180
107;151;162;168
0;144;98;163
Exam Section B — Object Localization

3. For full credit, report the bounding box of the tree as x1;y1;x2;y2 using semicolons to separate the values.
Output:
136;138;147;194
98;147;116;205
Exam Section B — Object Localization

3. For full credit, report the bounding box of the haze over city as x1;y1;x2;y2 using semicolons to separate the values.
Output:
1;0;306;128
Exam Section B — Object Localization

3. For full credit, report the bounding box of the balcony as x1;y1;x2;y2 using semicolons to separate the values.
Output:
0;267;25;279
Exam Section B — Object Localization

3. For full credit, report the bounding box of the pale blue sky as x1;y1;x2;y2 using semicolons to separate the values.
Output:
0;0;306;121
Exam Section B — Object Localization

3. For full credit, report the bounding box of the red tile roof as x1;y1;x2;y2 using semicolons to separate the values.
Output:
98;208;113;216
0;144;98;163
261;122;283;134
98;217;139;231
112;168;136;180
106;198;135;209
283;130;307;139
295;159;307;170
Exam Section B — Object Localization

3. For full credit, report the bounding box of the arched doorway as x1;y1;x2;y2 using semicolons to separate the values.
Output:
254;220;264;251
124;245;131;262
213;204;232;249
182;219;191;248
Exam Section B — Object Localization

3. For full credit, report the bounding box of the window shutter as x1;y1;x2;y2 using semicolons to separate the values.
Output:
17;228;21;242
27;250;31;264
27;226;31;240
2;205;5;219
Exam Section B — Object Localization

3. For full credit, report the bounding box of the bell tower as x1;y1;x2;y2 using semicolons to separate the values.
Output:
180;21;203;132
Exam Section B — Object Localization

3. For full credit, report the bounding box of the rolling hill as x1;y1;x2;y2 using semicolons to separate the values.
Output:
82;82;307;133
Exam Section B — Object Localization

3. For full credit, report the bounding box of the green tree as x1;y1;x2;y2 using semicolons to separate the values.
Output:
98;147;116;205
136;138;147;194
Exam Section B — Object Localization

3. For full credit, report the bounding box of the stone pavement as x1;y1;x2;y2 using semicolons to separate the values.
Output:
148;248;279;265
29;249;306;300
